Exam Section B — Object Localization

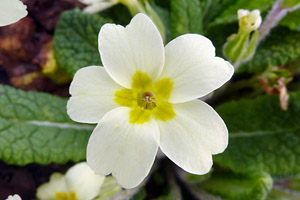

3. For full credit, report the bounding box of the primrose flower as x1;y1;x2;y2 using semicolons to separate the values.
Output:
238;9;262;32
6;195;22;200
36;162;105;200
67;13;234;189
0;0;27;27
79;0;119;13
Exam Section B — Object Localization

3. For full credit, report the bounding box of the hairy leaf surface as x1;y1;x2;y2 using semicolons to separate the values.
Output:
215;92;300;175
0;85;92;165
54;9;112;76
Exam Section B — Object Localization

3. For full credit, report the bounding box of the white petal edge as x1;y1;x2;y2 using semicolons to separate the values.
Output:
160;34;234;103
99;13;165;88
5;195;22;200
87;107;159;189
36;173;68;200
158;100;228;174
65;162;105;200
67;66;123;124
0;0;27;27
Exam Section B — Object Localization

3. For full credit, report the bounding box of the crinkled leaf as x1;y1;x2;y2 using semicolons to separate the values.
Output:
54;9;112;76
238;27;300;74
200;171;273;200
0;85;92;165
215;91;300;176
170;0;203;39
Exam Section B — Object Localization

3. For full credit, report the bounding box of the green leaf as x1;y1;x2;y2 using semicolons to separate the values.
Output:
200;171;273;200
238;27;300;74
0;85;92;165
279;10;300;31
200;0;236;30
267;175;300;200
170;0;203;39
281;0;300;8
215;91;300;176
54;9;112;76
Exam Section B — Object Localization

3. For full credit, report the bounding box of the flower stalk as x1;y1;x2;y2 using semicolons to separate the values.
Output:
223;9;261;68
257;0;300;44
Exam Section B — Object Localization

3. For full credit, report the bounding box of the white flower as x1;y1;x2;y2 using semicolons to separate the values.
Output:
67;13;234;189
6;195;22;200
79;0;119;13
0;0;28;27
36;162;105;200
238;9;262;32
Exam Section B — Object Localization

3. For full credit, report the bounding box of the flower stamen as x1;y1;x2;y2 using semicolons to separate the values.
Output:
140;91;156;110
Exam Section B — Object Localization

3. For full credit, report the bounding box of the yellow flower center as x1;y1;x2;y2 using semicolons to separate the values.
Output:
55;192;78;200
114;71;175;124
241;15;255;27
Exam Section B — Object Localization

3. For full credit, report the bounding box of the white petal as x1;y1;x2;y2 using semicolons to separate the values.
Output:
67;66;123;123
83;1;118;13
99;13;165;88
0;0;27;27
65;162;105;200
87;107;159;189
158;100;228;174
160;34;234;103
250;10;262;29
5;194;22;200
174;100;228;154
237;9;250;19
36;173;68;200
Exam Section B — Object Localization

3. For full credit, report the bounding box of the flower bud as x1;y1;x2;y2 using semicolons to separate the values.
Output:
238;9;262;33
223;9;261;65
